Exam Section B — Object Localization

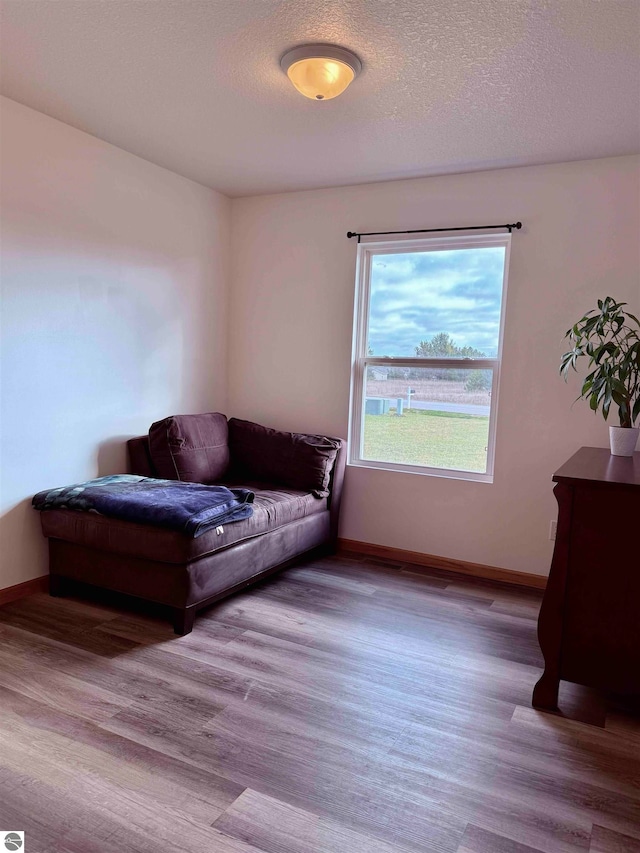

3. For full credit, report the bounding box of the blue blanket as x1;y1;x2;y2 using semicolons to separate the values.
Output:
32;474;254;538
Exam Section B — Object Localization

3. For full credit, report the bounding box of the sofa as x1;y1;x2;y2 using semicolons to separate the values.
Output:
38;414;346;634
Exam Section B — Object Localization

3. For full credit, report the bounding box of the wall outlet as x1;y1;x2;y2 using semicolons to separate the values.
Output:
549;520;557;540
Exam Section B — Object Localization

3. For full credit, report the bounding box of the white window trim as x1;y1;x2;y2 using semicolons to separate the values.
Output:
348;232;512;483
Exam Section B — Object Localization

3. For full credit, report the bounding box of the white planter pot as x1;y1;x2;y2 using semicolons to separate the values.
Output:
609;426;640;457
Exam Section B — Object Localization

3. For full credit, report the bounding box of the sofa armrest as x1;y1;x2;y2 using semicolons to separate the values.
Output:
327;438;347;546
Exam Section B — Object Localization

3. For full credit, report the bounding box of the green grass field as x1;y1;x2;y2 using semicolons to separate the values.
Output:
363;408;490;472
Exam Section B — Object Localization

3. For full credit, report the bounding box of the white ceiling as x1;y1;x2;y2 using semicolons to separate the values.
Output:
1;0;639;197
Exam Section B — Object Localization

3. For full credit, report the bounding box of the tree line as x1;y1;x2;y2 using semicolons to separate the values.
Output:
369;333;492;392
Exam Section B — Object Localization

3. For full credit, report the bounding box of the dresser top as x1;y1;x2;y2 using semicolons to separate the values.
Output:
553;446;640;487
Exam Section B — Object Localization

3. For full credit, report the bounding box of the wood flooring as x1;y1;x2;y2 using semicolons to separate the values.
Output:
0;552;638;853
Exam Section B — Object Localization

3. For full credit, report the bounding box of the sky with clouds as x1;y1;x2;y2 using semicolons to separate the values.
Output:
368;246;506;358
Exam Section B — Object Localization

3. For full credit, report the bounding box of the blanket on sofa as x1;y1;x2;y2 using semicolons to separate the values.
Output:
32;474;254;538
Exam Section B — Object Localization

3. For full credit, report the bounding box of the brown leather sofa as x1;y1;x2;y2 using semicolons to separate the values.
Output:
39;414;346;634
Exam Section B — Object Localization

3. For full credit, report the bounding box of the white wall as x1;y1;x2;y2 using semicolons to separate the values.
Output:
2;98;637;588
0;97;230;590
229;156;640;577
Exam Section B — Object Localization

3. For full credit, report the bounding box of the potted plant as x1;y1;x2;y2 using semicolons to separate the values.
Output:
560;297;640;456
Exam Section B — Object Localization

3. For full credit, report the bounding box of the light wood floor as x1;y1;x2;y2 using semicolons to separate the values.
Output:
0;553;638;853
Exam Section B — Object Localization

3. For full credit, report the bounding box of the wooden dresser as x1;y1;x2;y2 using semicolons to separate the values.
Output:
533;446;640;710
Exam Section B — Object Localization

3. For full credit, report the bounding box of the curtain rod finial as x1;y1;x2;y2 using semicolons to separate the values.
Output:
347;231;357;239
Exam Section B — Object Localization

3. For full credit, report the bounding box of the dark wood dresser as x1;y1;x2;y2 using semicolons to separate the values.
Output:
533;446;640;710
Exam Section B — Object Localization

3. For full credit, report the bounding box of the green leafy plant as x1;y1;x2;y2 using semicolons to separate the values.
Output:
560;297;640;428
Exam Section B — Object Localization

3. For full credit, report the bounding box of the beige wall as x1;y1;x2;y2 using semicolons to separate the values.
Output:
0;98;230;590
2;96;637;589
229;156;640;577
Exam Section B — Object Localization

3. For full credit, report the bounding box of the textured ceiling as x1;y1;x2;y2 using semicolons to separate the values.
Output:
1;0;639;197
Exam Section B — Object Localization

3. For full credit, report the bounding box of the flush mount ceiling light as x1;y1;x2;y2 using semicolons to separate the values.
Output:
280;44;362;101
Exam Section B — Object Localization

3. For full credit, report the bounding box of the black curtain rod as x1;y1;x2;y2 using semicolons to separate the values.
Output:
347;222;522;241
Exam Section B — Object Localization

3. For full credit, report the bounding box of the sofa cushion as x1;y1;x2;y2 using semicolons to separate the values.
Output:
39;483;327;565
228;418;340;498
149;413;229;484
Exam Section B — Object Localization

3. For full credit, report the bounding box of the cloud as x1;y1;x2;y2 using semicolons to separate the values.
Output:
368;247;505;356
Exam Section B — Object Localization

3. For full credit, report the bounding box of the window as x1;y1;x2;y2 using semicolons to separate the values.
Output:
348;233;511;482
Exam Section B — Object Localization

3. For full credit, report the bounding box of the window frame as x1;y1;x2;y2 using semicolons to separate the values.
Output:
348;232;512;483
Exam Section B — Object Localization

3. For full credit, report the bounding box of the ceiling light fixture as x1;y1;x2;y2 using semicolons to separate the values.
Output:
280;44;362;101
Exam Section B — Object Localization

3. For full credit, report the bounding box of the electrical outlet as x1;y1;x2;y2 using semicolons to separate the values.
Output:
549;520;557;540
